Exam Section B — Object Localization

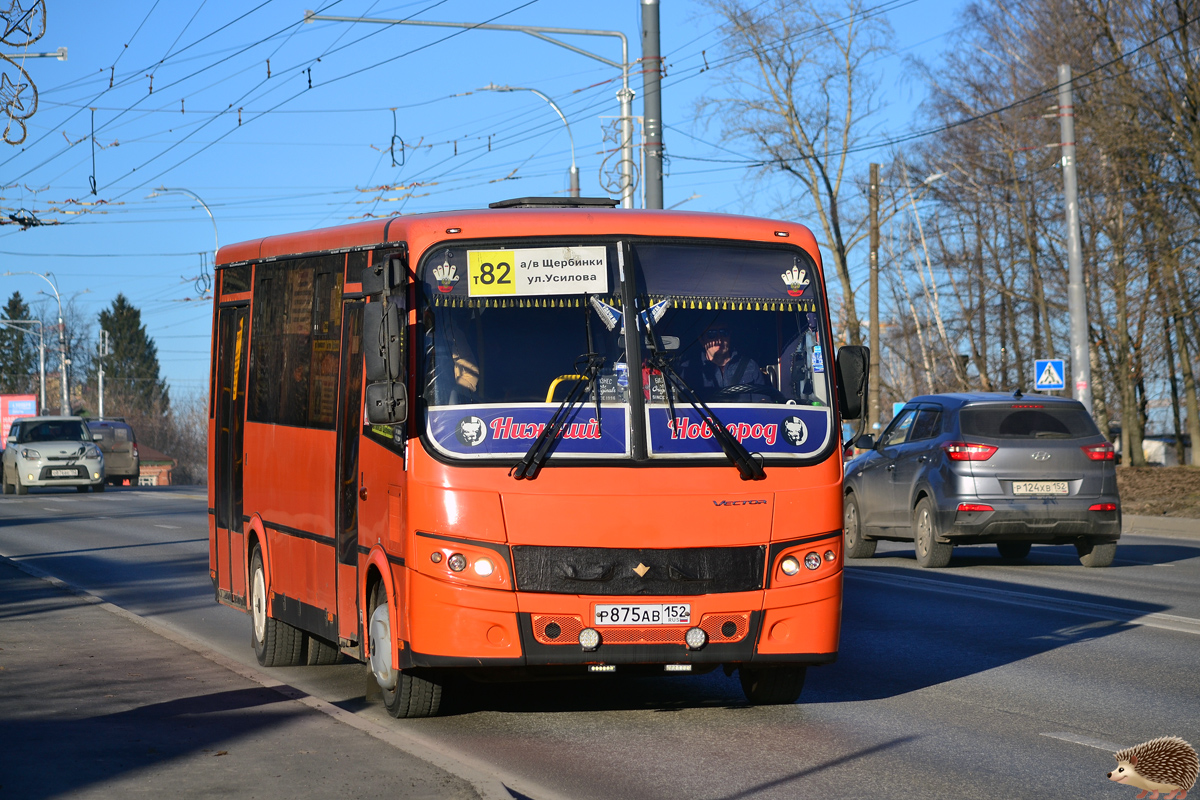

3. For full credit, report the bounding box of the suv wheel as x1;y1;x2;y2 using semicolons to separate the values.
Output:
843;493;876;559
996;541;1032;560
1076;540;1116;568
913;497;952;568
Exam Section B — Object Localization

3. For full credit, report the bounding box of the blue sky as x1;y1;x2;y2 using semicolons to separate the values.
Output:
0;0;965;395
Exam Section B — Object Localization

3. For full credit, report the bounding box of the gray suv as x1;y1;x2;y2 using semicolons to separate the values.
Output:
843;392;1120;568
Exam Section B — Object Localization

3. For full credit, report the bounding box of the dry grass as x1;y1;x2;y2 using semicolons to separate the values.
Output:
1117;466;1200;518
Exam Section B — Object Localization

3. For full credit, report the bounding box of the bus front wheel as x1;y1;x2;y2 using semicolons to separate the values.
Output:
250;546;304;667
739;664;807;705
369;582;443;718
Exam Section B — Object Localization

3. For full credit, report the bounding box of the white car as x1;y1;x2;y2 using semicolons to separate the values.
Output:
3;416;106;494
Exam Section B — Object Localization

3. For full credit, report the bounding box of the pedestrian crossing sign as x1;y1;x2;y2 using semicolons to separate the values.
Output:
1034;359;1066;391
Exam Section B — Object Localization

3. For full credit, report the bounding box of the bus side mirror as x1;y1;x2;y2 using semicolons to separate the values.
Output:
365;382;407;425
361;255;406;300
836;345;870;421
364;300;404;383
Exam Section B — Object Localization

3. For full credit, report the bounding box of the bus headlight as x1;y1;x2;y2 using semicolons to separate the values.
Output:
804;552;822;570
473;557;494;577
780;556;800;576
684;627;708;650
447;553;467;572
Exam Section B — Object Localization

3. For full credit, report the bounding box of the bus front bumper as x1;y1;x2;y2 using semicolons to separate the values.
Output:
398;568;842;669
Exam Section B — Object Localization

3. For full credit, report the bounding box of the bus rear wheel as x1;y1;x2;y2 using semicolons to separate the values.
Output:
250;546;304;667
739;664;807;705
369;582;442;718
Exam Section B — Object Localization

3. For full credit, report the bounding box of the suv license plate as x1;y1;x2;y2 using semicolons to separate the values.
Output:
50;469;77;477
1013;480;1068;495
594;604;691;626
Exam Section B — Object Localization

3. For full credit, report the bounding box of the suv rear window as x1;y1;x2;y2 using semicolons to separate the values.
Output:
960;405;1098;439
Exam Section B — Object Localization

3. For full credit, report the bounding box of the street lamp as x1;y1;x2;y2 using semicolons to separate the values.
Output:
303;10;635;208
3;271;68;414
478;83;578;197
145;187;219;255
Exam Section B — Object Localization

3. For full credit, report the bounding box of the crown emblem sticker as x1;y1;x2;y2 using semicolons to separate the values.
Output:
781;265;810;297
433;260;460;293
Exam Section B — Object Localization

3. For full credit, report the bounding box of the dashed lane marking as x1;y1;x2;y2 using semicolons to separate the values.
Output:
1041;732;1125;752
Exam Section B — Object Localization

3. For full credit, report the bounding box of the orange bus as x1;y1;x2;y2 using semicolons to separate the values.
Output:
208;196;868;717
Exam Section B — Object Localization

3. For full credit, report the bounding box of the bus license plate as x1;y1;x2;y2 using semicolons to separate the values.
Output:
594;604;690;626
1013;481;1068;495
51;469;76;477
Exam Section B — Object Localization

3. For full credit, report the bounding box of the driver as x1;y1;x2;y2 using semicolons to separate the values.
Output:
679;323;769;402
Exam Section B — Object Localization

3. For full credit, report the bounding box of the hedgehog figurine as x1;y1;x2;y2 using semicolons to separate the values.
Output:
1108;737;1198;799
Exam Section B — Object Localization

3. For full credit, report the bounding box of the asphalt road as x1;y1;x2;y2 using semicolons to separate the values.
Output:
1;486;1198;800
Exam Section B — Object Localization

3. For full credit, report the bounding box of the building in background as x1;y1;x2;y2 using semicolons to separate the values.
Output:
137;444;176;486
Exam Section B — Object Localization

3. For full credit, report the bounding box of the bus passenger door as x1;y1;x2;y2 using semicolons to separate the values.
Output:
335;300;364;646
214;305;250;606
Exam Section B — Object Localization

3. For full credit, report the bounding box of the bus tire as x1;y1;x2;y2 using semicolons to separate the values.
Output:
913;497;952;568
739;664;807;705
1076;540;1116;568
250;546;304;667
304;634;342;666
370;582;442;718
843;493;875;559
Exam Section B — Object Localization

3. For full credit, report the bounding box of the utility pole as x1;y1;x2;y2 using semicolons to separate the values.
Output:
1058;64;1093;415
98;329;109;418
868;163;881;432
641;0;663;209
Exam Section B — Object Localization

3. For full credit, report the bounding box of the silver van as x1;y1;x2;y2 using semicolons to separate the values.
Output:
86;419;140;486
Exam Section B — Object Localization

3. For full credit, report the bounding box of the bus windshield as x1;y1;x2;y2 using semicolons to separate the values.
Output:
419;239;832;463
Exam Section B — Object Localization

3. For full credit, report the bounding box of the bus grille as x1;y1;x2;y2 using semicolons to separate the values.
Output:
512;544;765;596
531;613;750;646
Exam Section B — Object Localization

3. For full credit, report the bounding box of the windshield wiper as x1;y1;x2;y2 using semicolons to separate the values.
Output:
642;319;765;481
510;352;606;481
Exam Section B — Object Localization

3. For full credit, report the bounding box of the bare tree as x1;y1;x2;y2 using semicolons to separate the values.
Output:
698;0;892;345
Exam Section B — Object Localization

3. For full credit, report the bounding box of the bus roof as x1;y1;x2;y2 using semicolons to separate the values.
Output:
216;202;822;270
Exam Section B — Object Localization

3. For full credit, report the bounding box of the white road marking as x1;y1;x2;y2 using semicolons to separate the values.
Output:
154;524;181;530
847;569;1200;636
1041;732;1125;752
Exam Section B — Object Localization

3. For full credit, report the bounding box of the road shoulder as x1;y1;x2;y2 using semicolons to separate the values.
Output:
0;556;488;800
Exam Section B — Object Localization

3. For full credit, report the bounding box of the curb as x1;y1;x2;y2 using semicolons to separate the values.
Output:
1122;514;1200;540
0;553;565;800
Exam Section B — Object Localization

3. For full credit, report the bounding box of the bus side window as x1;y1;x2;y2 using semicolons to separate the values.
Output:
249;255;344;429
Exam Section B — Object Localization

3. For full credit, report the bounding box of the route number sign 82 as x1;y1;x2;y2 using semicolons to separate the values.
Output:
468;250;516;296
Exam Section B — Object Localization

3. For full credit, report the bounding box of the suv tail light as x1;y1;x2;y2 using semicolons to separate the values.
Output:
1081;442;1114;461
957;503;994;512
1089;503;1117;511
942;442;998;461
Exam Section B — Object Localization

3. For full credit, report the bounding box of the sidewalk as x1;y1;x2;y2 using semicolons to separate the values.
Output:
0;558;483;800
1123;514;1200;540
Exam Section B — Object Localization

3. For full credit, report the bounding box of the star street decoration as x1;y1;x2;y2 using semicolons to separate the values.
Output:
1;1;46;46
2;1;47;145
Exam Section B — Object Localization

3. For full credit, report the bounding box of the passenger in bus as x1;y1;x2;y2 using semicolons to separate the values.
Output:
779;312;828;406
679;323;770;402
427;311;480;404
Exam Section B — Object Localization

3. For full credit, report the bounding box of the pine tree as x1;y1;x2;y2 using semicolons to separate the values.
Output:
0;291;38;395
92;294;169;415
